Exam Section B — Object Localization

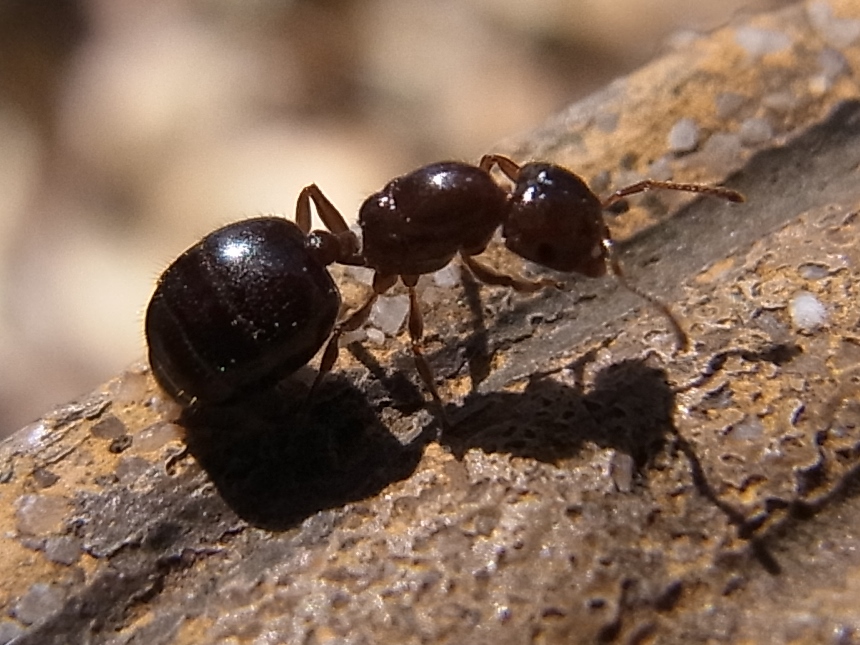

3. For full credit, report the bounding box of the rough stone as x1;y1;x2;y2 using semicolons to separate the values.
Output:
3;2;860;644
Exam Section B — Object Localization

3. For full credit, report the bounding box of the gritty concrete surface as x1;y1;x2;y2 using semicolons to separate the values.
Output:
3;2;860;644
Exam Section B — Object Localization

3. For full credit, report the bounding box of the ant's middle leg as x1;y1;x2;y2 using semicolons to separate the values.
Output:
402;274;450;428
460;252;562;293
401;275;442;404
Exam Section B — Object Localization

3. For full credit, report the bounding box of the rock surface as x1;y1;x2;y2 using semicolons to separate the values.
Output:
3;2;860;643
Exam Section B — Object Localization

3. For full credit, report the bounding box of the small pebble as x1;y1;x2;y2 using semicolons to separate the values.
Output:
13;583;64;625
667;118;700;154
91;415;128;440
111;368;149;406
714;92;747;120
790;291;827;332
365;328;386;345
798;263;830;280
131;421;183;454
646;157;672;181
762;90;799;114
0;620;24;644
731;416;764;441
738;117;774;146
610;452;635;493
818;47;849;81
44;536;82;566
432;263;461;288
15;494;70;535
369;294;409;336
31;468;59;489
807;1;860;48
701;132;742;170
734;26;792;57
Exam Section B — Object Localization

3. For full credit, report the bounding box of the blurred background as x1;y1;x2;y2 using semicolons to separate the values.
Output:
0;0;794;436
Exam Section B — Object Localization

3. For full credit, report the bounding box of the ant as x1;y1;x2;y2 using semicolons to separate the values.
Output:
145;155;742;412
297;154;744;409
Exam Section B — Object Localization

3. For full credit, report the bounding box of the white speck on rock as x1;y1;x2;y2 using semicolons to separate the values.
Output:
13;583;65;625
790;291;827;332
370;294;409;336
715;92;747;120
433;263;461;288
365;327;386;345
807;1;860;48
818;47;850;81
345;265;374;286
735;26;792;57
610;452;635;493
667;118;700;153
15;494;70;535
738;117;774;146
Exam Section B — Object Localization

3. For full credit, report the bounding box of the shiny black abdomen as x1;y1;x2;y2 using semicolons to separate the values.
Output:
145;217;340;405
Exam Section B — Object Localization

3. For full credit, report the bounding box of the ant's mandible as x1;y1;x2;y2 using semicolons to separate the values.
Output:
298;154;744;407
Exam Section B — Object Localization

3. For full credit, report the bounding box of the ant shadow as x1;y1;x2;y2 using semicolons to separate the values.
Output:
351;337;675;472
348;339;787;573
446;357;675;469
180;371;427;531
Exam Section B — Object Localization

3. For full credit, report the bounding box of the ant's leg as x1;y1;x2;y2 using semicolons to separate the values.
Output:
602;237;689;351
602;180;744;209
296;184;362;264
310;272;398;397
402;275;450;427
295;185;314;234
460;253;562;293
479;154;522;182
296;183;352;234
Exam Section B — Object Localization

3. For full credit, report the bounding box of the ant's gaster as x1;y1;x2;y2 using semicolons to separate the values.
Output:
299;154;743;408
145;214;362;407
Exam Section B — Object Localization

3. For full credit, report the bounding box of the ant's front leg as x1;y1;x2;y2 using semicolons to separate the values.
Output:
296;184;362;264
479;154;522;182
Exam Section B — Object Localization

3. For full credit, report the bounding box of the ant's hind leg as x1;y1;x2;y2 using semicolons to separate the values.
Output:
479;154;522;182
460;253;562;293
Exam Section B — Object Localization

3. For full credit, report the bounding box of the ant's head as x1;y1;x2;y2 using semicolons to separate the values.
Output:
501;163;608;277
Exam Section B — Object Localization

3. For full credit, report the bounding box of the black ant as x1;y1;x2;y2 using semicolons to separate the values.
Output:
145;155;742;411
297;154;743;408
